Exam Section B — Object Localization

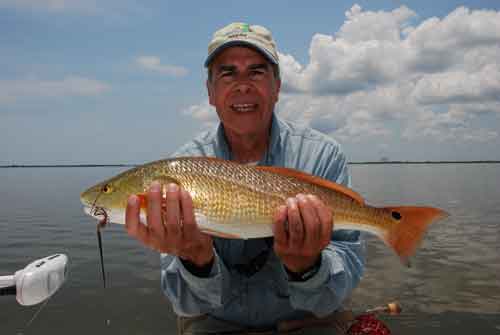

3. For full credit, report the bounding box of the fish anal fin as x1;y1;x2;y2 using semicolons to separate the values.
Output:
256;166;364;205
384;206;449;265
200;228;242;239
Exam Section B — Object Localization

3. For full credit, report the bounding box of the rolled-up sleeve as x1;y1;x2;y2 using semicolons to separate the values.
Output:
287;145;365;317
161;250;230;316
287;238;365;316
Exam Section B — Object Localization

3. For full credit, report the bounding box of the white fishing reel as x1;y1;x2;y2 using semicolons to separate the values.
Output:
0;254;68;306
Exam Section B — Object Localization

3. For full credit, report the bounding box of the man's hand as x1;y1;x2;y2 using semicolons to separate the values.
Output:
273;194;333;274
125;182;214;268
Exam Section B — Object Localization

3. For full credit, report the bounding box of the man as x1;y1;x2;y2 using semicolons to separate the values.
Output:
125;22;364;334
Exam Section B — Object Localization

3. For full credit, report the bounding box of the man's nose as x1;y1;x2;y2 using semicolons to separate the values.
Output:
235;81;252;94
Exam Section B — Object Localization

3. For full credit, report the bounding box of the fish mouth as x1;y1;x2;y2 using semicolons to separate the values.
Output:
82;204;109;223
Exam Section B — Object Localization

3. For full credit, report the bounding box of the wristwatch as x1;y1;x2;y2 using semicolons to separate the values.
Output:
285;257;322;282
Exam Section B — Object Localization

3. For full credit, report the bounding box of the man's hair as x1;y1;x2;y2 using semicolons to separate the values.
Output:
207;63;281;83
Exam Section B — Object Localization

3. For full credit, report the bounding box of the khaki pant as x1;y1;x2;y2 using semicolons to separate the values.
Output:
177;310;354;335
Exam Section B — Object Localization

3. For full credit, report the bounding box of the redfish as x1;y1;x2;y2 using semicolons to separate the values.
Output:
80;157;448;264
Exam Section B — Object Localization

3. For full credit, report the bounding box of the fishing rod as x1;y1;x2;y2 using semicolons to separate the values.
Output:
0;254;68;306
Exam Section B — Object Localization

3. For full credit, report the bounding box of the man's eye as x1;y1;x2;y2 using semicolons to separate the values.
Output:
250;70;265;78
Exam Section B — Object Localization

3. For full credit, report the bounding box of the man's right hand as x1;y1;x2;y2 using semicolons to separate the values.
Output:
125;181;214;268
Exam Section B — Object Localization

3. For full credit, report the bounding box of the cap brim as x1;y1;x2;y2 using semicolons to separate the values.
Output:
204;40;278;68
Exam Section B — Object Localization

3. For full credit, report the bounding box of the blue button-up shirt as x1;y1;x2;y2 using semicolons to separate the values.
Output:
161;113;365;328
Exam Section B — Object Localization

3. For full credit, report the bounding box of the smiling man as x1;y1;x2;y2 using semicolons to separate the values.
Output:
125;22;365;334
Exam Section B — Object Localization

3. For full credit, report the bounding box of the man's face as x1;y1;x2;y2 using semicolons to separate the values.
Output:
207;46;281;137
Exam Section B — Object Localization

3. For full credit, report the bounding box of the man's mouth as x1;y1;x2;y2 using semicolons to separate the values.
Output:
231;103;258;113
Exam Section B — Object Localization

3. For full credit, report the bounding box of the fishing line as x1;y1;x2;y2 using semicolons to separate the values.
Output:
91;189;108;289
95;208;111;326
96;212;108;289
18;295;51;334
97;225;107;289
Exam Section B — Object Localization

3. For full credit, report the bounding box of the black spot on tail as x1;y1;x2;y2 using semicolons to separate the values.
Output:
392;211;402;220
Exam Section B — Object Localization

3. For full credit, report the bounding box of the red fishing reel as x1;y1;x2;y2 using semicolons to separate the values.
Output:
347;314;392;335
347;301;400;335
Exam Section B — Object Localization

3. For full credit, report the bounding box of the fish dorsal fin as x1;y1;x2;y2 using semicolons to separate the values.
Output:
256;166;365;205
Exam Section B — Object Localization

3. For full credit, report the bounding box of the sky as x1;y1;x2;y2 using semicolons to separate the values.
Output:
1;0;500;164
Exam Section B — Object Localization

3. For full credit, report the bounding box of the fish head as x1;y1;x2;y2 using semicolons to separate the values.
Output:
80;170;145;225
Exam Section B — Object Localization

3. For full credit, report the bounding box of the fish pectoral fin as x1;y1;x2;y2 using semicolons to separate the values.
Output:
256;166;365;205
136;193;148;210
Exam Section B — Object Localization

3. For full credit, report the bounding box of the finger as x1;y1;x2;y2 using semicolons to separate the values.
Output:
272;205;288;246
125;194;141;237
179;188;197;238
165;183;182;239
308;194;333;248
125;194;152;245
297;194;321;247
287;197;304;249
147;181;166;240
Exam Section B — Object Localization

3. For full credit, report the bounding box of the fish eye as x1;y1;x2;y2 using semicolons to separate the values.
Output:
102;184;113;194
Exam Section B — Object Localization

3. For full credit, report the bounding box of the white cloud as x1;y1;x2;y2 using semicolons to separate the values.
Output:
136;56;188;77
185;5;500;146
413;64;500;105
0;76;110;103
182;100;217;126
278;5;500;143
340;4;416;43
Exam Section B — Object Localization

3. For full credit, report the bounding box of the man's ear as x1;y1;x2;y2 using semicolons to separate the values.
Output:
274;79;281;103
207;79;215;106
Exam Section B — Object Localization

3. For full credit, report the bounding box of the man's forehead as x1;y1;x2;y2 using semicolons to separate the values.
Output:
210;46;271;68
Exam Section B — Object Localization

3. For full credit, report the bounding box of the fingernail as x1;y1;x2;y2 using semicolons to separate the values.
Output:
306;194;317;201
128;194;138;205
150;181;161;191
296;194;307;203
168;183;178;192
286;197;296;206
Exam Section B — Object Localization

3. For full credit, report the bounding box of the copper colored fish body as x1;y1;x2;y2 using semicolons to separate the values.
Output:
80;157;448;263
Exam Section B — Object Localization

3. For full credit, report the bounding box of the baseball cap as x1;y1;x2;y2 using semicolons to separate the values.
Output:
205;22;279;68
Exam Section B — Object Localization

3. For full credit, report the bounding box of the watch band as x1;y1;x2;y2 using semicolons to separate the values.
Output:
285;257;322;282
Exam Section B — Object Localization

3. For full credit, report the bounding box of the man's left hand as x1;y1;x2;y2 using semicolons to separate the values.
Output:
273;194;333;274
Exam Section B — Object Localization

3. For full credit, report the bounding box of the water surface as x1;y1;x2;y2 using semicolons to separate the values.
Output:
1;164;499;334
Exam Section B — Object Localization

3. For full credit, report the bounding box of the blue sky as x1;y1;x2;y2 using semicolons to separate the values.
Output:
1;0;500;164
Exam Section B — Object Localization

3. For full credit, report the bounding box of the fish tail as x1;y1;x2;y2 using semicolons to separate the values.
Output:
382;206;448;266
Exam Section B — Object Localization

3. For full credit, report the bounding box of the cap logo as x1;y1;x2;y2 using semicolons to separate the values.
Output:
226;23;251;38
240;23;250;32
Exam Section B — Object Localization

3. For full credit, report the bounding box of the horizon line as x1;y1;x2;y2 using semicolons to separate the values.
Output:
1;160;500;168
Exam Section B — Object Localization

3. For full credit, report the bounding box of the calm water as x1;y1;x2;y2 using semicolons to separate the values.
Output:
1;164;499;334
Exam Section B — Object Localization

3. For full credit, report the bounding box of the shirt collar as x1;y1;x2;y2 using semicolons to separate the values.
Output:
267;112;282;162
215;122;232;160
214;112;283;164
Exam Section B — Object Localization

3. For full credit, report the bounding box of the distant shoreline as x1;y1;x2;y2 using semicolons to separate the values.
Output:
0;164;136;168
1;161;500;168
349;160;500;164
